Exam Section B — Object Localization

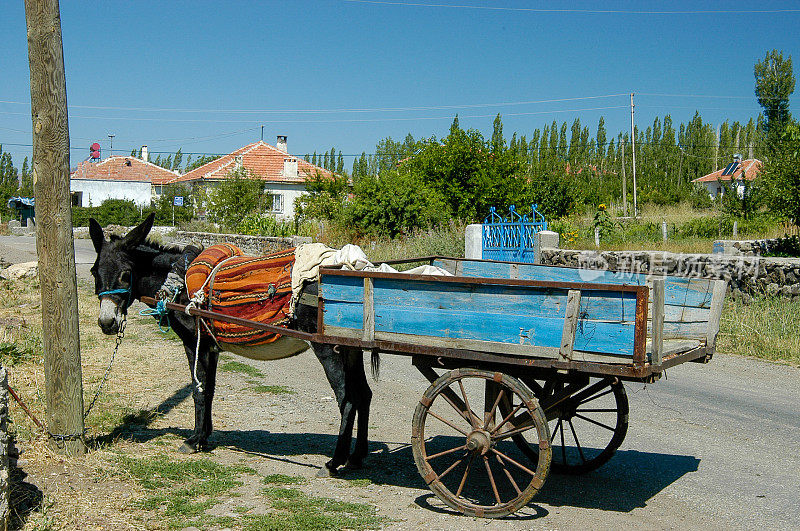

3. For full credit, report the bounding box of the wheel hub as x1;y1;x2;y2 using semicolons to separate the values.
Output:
465;429;492;455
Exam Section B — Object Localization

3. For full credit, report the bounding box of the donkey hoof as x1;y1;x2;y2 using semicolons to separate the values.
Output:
179;442;198;454
345;459;363;470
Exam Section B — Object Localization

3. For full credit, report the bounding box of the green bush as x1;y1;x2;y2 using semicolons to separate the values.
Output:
764;235;800;257
236;212;317;238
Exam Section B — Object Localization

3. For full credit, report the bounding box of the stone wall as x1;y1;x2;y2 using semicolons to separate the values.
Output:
72;226;311;256
712;238;785;256
540;248;800;302
172;231;311;256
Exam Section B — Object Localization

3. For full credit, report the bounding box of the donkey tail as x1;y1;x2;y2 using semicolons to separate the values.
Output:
370;351;381;381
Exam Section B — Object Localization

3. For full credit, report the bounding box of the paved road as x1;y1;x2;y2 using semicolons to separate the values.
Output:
3;232;798;527
371;350;800;529
0;234;96;277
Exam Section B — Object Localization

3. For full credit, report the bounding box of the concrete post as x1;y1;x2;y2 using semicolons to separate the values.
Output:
534;230;559;264
465;224;483;260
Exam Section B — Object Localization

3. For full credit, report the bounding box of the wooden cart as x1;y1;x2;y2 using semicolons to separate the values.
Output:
155;256;727;518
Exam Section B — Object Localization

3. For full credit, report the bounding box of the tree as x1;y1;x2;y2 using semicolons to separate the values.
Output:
0;147;20;218
184;154;222;172
754;50;795;149
206;168;263;227
490;114;505;153
20;156;34;196
294;171;349;223
763;122;800;225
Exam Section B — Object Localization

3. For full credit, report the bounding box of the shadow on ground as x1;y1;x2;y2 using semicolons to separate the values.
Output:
96;381;701;515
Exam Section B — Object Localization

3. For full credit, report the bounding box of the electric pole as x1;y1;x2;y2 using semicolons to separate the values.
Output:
25;0;85;455
621;138;627;216
108;133;115;157
630;93;638;218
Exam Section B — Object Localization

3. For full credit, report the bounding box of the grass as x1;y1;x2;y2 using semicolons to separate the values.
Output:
220;360;264;379
251;384;295;395
117;454;255;528
718;297;800;365
554;202;787;255
245;486;388;530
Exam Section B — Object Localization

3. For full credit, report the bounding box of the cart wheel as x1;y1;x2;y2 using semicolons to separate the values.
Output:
503;377;628;475
412;368;551;518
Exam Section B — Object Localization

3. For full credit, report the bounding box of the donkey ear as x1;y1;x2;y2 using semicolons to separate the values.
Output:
89;218;106;253
122;212;155;249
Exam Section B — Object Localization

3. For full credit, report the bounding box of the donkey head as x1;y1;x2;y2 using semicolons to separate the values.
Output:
89;213;154;335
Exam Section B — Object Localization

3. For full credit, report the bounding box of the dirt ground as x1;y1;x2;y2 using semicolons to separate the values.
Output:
3;236;799;530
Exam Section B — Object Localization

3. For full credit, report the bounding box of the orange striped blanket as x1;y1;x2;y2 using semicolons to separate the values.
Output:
185;243;295;345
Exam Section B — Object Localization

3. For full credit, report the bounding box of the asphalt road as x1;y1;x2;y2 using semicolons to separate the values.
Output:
0;233;96;277
2;232;798;528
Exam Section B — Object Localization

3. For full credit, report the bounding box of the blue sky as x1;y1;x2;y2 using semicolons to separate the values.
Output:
1;1;798;168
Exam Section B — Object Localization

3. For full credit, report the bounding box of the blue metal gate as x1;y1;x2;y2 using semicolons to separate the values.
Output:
482;204;547;263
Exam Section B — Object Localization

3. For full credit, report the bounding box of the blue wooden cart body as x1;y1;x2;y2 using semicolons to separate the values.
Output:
318;257;727;379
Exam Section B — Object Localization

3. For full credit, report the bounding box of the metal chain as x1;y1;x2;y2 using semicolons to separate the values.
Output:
41;314;127;445
83;315;126;421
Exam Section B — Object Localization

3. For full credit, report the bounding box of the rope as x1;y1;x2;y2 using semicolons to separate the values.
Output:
192;316;203;393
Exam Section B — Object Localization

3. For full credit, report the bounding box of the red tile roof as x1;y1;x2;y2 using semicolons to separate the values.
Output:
176;141;332;184
692;159;763;183
71;156;181;186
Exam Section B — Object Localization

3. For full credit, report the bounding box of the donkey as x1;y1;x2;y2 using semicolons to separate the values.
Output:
89;213;373;476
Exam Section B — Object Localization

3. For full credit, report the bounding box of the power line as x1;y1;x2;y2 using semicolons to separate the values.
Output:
344;0;800;14
0;105;630;125
0;94;629;114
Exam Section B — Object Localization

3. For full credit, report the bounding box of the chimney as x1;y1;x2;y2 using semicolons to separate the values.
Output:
276;135;287;153
283;158;298;180
141;145;149;162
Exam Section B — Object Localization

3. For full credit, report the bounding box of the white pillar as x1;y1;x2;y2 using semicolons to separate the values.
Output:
465;224;483;260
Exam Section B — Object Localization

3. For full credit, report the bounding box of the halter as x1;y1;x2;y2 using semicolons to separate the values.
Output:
97;273;134;308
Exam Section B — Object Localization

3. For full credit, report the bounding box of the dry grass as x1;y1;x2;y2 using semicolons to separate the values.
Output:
718;297;800;366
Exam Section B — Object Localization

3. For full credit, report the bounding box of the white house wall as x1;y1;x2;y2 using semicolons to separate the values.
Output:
264;182;306;220
70;179;151;206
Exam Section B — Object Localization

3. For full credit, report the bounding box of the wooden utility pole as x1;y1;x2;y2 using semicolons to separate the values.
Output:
25;0;85;455
621;139;627;216
630;93;638;218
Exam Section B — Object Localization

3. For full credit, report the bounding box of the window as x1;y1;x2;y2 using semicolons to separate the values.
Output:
267;193;283;213
71;191;83;207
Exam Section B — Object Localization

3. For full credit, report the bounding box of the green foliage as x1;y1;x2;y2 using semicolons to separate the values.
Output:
184;154;222;172
237;212;316;238
153;184;193;225
0;146;20;219
206;169;263;227
762;122;800;225
294;172;349;223
763;234;800;257
344;170;450;237
72;199;144;227
754;49;795;148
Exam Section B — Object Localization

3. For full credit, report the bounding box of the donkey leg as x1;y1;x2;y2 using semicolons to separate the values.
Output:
181;340;217;453
312;343;358;476
346;350;372;469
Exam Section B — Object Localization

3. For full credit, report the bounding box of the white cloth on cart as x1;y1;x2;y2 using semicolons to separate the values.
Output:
290;243;452;314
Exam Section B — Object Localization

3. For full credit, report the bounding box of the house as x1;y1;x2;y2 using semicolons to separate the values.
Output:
175;136;332;219
70;149;181;207
692;156;762;200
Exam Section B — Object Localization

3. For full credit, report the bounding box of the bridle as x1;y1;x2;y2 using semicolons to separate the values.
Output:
97;272;135;310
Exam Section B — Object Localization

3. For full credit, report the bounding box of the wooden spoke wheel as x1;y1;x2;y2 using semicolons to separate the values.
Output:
412;368;551;518
502;376;629;475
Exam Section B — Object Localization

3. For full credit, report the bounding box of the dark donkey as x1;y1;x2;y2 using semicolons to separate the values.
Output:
89;213;373;476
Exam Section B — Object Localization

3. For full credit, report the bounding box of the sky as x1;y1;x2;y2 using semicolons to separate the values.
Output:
1;0;798;169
